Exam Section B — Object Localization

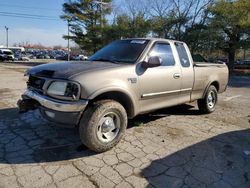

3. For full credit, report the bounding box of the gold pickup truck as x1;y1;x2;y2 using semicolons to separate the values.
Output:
18;38;229;152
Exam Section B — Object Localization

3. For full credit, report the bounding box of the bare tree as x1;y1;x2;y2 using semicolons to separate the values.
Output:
148;0;173;18
169;0;214;39
123;0;149;19
109;1;122;24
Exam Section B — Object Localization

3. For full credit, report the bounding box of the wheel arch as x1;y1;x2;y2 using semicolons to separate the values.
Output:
88;90;136;118
202;81;220;98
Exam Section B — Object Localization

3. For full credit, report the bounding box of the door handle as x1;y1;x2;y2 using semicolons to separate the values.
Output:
173;73;181;79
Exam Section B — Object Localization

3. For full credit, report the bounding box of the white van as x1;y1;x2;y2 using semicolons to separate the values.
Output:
0;49;15;61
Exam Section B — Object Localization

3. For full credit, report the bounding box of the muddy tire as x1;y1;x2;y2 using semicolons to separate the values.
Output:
79;100;127;152
198;85;218;114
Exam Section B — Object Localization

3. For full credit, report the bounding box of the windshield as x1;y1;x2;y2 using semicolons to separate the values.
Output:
3;51;13;55
89;39;149;64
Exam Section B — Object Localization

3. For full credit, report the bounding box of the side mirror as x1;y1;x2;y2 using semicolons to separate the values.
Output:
142;56;162;69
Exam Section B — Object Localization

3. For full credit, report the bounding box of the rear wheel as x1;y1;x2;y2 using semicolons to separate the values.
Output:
79;100;127;152
198;85;218;114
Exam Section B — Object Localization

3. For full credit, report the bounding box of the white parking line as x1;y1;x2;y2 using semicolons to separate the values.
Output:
223;95;241;101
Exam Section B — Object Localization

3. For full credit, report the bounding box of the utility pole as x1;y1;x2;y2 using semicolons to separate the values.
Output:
96;0;110;28
67;20;70;61
100;0;103;28
96;0;110;45
5;26;9;48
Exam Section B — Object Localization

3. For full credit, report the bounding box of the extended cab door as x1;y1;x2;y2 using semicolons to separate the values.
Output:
138;42;182;113
174;42;194;102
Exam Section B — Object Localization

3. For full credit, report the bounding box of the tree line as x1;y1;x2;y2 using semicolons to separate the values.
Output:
61;0;250;71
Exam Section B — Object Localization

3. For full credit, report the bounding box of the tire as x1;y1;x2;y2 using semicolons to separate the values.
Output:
79;100;127;152
198;85;218;114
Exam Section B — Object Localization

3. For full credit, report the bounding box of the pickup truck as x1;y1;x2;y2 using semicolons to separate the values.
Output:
18;38;229;152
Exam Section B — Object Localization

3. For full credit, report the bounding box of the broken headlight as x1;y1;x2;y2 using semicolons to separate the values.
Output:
46;81;80;101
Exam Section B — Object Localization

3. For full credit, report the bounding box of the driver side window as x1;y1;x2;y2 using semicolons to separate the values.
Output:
149;43;175;66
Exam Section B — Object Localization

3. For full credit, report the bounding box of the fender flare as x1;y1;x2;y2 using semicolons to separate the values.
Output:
202;81;219;98
88;87;137;118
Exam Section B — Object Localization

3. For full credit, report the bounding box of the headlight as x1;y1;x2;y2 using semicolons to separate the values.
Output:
47;81;80;100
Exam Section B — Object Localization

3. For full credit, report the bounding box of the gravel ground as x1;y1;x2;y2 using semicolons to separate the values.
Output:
0;63;249;188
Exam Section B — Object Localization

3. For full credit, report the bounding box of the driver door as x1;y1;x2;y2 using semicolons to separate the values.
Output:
138;42;182;113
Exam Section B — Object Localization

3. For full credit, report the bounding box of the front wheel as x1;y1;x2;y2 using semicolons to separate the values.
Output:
198;85;218;114
79;100;127;152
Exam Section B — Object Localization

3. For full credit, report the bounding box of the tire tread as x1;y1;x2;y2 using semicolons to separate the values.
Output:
79;100;127;152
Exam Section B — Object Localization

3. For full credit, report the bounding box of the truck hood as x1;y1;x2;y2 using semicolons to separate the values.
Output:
28;61;121;79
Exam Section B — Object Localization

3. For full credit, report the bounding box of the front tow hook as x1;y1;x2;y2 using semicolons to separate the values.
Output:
17;99;40;113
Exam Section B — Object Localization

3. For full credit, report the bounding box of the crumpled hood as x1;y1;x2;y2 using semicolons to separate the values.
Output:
28;61;121;79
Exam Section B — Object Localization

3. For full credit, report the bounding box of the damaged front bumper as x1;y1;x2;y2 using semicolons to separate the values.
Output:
17;90;88;127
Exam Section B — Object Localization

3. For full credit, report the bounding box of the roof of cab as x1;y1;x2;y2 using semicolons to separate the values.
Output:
121;38;184;44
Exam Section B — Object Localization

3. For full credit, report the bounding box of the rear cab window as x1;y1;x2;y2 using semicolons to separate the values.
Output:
149;43;175;66
175;42;191;67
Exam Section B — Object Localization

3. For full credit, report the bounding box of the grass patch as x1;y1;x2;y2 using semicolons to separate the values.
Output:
134;121;144;127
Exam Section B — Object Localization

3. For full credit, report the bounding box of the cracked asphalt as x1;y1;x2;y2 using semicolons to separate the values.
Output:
0;63;249;188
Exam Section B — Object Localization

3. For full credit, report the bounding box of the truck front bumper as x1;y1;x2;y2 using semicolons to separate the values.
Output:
18;90;88;127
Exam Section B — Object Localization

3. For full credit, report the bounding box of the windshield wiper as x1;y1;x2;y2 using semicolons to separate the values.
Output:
92;58;120;64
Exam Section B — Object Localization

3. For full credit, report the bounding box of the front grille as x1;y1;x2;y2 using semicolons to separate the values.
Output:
27;76;45;91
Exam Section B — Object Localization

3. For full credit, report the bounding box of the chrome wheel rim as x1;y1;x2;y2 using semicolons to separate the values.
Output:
97;112;121;143
207;91;216;109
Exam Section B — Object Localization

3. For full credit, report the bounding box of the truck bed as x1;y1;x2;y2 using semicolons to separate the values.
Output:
191;62;229;101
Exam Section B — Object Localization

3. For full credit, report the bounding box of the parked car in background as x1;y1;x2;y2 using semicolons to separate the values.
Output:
36;54;45;59
14;53;30;61
240;60;250;65
49;55;56;59
44;55;51;59
75;54;88;61
0;49;15;61
12;48;85;62
56;54;75;61
19;55;30;61
217;58;228;64
235;59;250;69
